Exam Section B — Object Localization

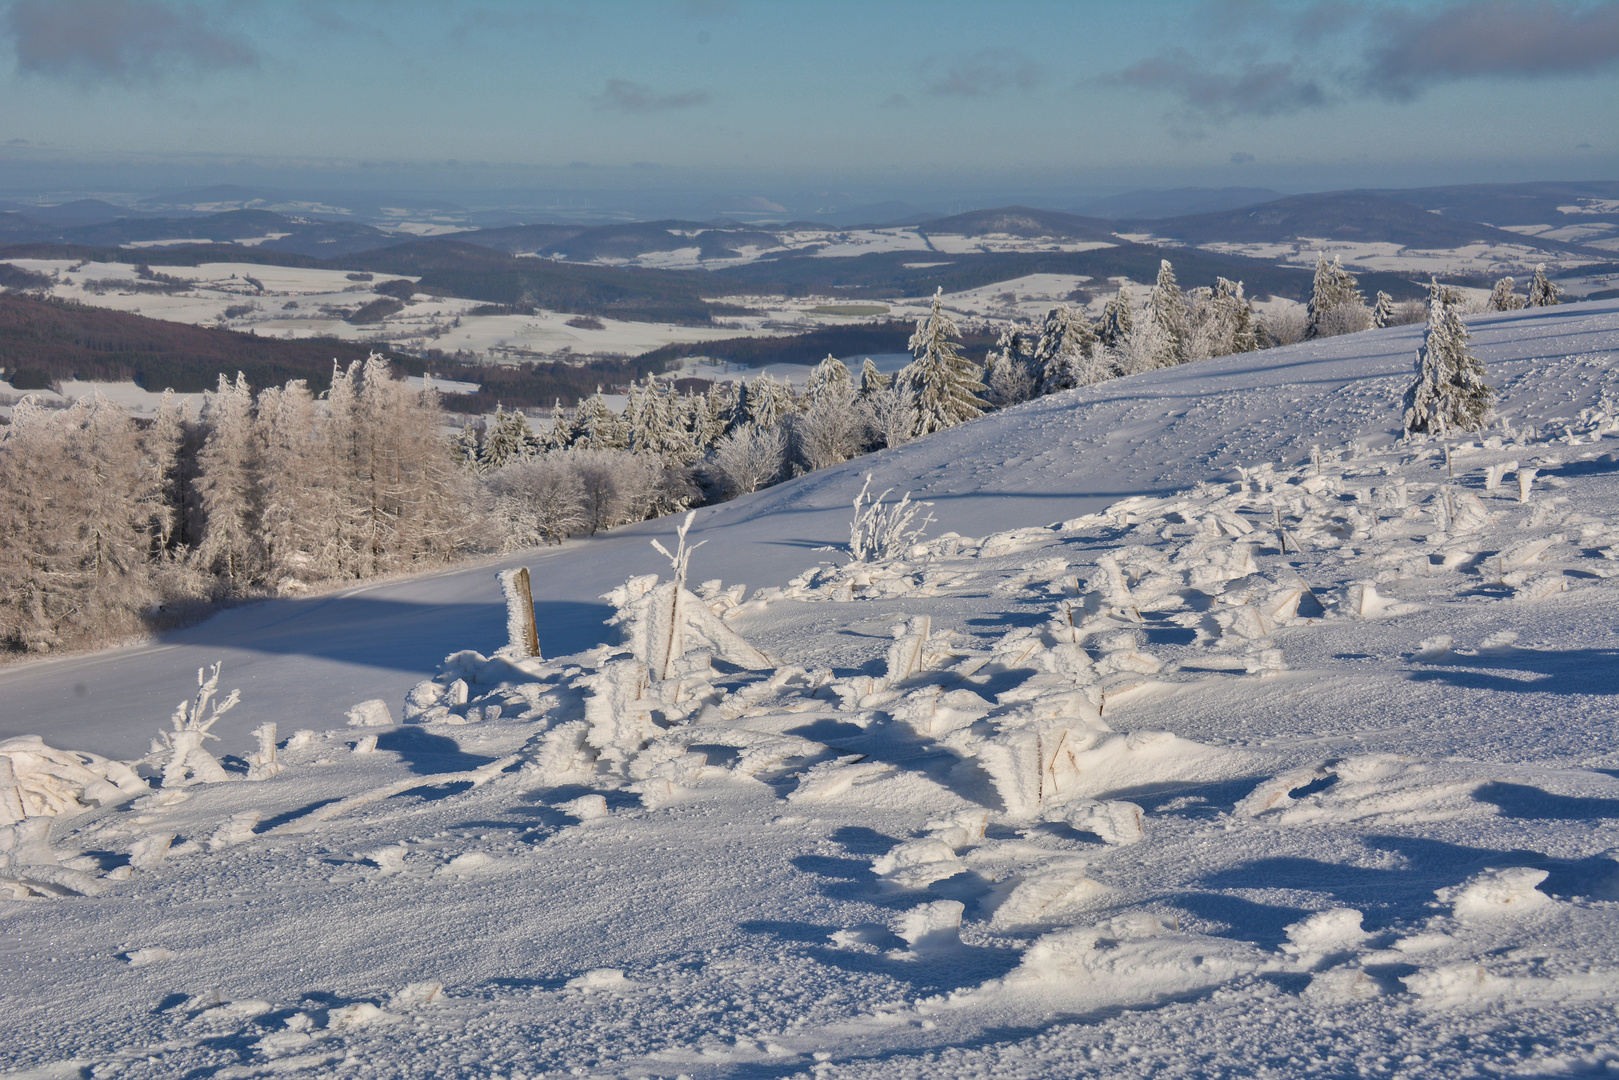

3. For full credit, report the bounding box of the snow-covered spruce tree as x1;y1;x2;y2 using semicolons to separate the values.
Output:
984;324;1037;406
805;354;853;403
572;389;627;450
857;358;892;397
1371;290;1396;329
1305;254;1371;339
712;425;786;497
1032;305;1107;393
542;400;571;451
1224;279;1261;353
1527;264;1562;307
901;287;987;436
451;419;483;471
480;405;539;471
1487;276;1525;312
1403;280;1494;435
1097;282;1134;348
746;373;799;431
1146;260;1189;366
194;372;266;592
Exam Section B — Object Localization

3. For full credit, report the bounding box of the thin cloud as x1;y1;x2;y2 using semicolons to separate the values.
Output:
4;0;257;82
923;48;1040;97
1362;1;1619;99
1112;48;1329;120
1230;150;1256;163
594;78;709;113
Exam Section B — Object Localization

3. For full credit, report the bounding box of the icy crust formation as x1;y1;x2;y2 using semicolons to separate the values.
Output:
5;383;1619;1075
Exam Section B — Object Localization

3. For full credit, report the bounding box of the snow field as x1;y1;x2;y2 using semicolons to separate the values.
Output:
2;300;1618;1077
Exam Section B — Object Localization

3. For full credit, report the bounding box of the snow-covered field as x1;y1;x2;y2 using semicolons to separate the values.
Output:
3;301;1619;1078
1;259;782;360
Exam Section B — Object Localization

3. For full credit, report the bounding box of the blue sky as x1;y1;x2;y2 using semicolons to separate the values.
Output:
1;0;1615;201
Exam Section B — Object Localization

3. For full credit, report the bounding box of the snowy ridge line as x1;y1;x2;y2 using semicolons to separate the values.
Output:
4;313;1619;1074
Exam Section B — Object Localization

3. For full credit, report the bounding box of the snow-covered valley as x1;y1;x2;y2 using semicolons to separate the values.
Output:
3;300;1619;1078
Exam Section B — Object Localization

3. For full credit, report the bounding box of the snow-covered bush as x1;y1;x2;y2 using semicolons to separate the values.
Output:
712;426;786;497
145;663;240;788
846;475;933;563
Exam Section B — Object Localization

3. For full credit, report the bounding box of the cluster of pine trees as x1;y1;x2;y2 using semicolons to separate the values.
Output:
981;260;1267;406
0;355;471;653
462;292;982;549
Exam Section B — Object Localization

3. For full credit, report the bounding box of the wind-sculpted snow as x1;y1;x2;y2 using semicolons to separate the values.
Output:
3;300;1619;1076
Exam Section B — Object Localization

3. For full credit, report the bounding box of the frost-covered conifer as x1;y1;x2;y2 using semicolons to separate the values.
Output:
901;288;987;435
480;405;539;470
571;390;624;450
1487;277;1525;312
858;358;892;397
542;399;572;451
452;420;484;471
1031;305;1106;393
806;355;853;404
1371;291;1396;329
256;379;334;591
1403;281;1494;435
194;372;265;590
984;324;1037;406
1097;283;1134;347
0;396;160;650
1305;254;1370;339
746;374;798;431
1147;260;1189;365
1527;264;1562;307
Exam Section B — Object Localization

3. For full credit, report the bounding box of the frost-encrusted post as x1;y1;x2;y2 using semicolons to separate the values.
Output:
498;567;541;658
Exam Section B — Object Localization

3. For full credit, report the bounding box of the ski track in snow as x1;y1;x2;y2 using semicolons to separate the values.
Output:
2;300;1618;1078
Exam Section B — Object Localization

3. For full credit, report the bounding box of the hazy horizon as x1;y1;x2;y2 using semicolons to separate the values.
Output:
1;0;1615;220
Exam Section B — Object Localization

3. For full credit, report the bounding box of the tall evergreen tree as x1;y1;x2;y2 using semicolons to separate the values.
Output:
480;405;539;470
1032;305;1106;393
1403;281;1493;435
1097;283;1134;347
1487;276;1525;312
1146;260;1189;365
857;358;892;397
451;420;483;471
194;372;265;591
805;355;853;403
1528;264;1562;307
901;287;988;436
1305;254;1368;339
1371;291;1396;329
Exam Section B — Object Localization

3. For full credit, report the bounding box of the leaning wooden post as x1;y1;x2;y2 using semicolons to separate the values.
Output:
499;567;541;658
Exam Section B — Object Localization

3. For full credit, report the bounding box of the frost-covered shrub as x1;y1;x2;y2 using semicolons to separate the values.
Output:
487;455;587;547
712;426;786;497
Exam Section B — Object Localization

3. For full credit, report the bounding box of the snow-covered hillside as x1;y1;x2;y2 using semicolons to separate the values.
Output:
3;300;1618;1078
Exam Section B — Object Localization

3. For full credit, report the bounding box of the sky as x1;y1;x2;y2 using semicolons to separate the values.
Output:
0;0;1615;207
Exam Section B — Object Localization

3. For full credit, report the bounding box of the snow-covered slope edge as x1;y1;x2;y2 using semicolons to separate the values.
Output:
3;301;1619;1076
